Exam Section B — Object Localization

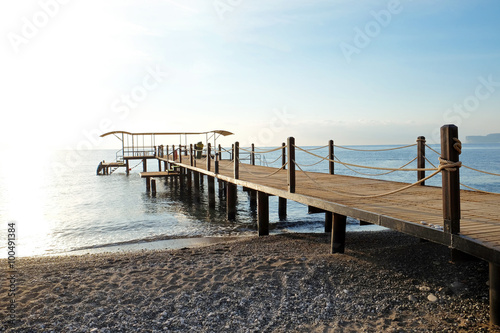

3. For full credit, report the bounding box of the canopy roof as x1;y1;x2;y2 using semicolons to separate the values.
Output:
100;130;233;137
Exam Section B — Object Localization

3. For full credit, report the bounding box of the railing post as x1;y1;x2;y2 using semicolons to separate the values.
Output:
218;144;222;160
329;140;334;175
417;136;426;185
251;143;255;165
179;145;182;164
190;144;194;166
287;137;295;193
172;145;176;161
207;143;211;172
282;142;286;169
215;145;219;174
234;141;239;179
440;125;461;235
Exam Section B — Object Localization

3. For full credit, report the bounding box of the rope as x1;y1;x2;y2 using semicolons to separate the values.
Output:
454;138;462;154
425;144;441;156
294;155;328;167
333;143;416;152
238;161;288;178
462;165;500;177
293;157;460;199
338;156;418;177
266;153;284;165
294;145;436;172
250;145;288;154
460;183;500;195
306;145;329;151
130;161;143;170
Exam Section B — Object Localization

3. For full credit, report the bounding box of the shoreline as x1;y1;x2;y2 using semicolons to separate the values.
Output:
1;230;498;332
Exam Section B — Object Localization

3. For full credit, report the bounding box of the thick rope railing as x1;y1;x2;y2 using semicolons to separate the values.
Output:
265;153;284;165
305;144;329;151
333;143;417;152
293;158;461;199
462;165;500;177
239;145;287;154
238;161;288;178
294;145;436;172
336;156;418;177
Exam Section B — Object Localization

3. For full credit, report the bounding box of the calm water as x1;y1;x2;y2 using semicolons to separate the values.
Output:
1;143;499;258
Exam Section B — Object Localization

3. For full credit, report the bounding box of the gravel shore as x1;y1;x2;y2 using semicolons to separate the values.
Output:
1;230;499;332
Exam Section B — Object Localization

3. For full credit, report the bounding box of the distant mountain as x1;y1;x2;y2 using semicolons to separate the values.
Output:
466;133;500;143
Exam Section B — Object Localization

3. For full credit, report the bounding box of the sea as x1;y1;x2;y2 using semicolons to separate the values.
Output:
1;143;499;258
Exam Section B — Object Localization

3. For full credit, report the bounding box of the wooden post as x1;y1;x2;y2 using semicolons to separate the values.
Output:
190;144;194;167
158;159;162;172
208;176;215;208
417;136;426;185
251;143;255;165
257;191;269;236
325;211;333;233
234;142;239;179
126;160;129;176
287;137;296;193
179;146;182;164
331;213;347;254
227;183;237;220
193;172;200;202
218;179;226;198
249;190;257;208
172;145;176;161
151;178;156;194
207;143;211;172
281;142;286;167
143;158;147;172
278;197;287;220
187;169;192;190
146;176;151;192
166;145;170;169
329;140;334;175
490;263;500;325
440;125;461;235
215;148;219;174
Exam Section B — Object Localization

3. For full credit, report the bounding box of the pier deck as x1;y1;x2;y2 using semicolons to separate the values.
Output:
161;157;500;266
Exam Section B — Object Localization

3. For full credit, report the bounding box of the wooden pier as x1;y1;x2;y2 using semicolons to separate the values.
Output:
99;125;500;324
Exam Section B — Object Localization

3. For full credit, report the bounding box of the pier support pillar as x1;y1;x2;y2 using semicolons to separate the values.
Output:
151;179;156;194
331;213;347;254
218;179;225;198
146;176;151;192
186;170;192;190
257;191;269;236
208;176;216;208
227;183;237;221
278;197;287;220
325;211;332;233
193;172;200;203
143;159;147;172
490;263;500;326
126;160;130;176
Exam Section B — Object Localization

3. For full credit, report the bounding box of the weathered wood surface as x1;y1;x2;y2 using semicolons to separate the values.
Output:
159;156;500;265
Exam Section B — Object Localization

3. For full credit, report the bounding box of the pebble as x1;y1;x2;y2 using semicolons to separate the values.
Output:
428;294;438;302
408;295;417;302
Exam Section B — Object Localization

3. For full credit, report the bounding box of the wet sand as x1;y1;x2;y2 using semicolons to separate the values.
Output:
1;230;499;332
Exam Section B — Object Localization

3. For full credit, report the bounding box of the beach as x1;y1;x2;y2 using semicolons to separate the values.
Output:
1;230;498;332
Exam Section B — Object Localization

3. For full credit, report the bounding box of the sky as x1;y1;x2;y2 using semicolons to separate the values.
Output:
1;0;499;150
